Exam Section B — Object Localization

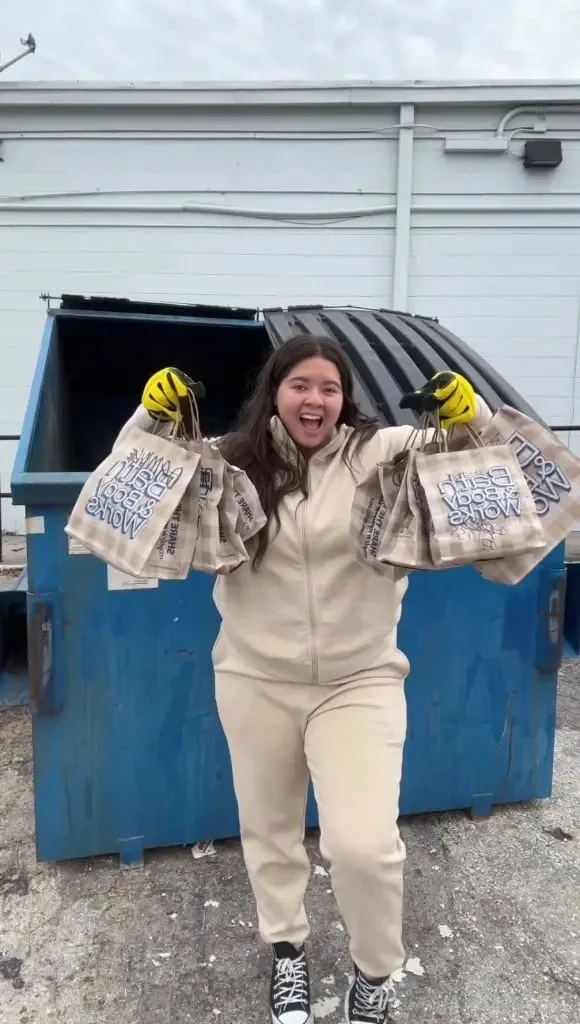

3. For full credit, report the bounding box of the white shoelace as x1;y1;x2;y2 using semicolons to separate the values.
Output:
273;953;309;1013
352;971;393;1022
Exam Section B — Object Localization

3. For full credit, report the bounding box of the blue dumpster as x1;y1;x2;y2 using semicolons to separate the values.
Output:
10;296;568;865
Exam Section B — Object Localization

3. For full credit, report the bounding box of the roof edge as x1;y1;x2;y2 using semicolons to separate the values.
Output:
1;79;580;109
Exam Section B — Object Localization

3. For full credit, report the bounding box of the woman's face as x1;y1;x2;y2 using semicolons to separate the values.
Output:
275;356;344;452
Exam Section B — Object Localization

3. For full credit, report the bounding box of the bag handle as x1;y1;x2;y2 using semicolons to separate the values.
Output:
421;411;484;452
409;410;448;453
153;387;202;443
447;421;484;449
403;413;437;453
177;388;202;442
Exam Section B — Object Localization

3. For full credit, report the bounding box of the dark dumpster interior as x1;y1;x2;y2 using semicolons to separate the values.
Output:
27;300;272;473
0;573;28;706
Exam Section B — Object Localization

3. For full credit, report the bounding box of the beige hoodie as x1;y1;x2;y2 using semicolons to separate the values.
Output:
213;402;492;685
119;400;492;685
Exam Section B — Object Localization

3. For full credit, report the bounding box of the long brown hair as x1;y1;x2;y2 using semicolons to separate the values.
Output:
219;334;378;568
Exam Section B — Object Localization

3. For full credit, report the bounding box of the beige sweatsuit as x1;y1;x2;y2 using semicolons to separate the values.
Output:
212;406;491;979
123;400;491;978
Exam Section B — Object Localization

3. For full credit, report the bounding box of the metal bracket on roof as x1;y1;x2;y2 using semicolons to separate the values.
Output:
40;293;61;313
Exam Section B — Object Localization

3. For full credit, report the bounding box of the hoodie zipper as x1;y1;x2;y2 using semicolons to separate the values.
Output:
299;492;319;684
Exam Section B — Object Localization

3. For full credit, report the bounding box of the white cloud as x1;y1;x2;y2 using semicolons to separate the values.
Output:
1;0;580;81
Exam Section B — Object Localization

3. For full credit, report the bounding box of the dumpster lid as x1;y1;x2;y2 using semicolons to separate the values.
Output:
58;294;259;322
262;305;541;427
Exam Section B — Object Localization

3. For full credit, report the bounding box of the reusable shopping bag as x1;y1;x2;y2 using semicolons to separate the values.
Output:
413;432;546;569
215;469;252;574
213;464;268;575
65;426;199;577
474;406;580;583
139;390;206;580
352;413;546;573
227;465;267;543
138;433;205;580
351;465;392;572
374;449;436;570
351;422;434;572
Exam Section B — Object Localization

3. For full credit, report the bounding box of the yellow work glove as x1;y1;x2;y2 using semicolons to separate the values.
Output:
399;371;477;428
142;367;205;435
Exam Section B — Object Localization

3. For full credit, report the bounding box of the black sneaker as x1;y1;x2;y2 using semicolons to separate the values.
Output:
345;965;393;1023
270;942;312;1024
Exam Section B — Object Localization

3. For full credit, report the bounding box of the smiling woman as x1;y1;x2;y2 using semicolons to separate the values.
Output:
138;338;490;1024
219;334;379;568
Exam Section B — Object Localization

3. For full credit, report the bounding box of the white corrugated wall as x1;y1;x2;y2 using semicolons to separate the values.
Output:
408;107;580;445
0;104;399;529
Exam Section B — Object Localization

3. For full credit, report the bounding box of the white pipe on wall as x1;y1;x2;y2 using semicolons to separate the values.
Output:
4;198;580;217
496;104;580;136
392;104;415;311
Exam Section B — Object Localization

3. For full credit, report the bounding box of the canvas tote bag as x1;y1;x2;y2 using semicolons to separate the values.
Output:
65;426;198;577
413;426;546;569
474;406;580;583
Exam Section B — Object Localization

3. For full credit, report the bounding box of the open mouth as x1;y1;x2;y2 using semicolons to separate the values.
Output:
300;414;324;432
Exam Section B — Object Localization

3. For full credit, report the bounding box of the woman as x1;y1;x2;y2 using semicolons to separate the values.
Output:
138;336;491;1024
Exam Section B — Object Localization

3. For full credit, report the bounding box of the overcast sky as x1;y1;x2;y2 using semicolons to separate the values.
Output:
2;1;580;82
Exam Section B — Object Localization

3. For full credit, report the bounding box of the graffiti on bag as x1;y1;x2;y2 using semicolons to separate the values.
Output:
507;432;571;515
85;447;184;539
361;495;388;558
438;466;522;528
199;467;213;498
235;491;255;534
155;503;182;559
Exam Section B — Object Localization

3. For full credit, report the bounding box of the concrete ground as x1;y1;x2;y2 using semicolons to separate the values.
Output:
0;534;26;567
0;665;578;1024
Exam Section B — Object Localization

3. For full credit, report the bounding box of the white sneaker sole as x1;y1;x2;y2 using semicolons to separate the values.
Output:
344;983;352;1023
270;1012;313;1024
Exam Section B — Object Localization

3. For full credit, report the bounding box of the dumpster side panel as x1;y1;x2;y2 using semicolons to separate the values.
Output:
13;315;71;475
25;503;561;861
398;556;560;819
26;508;238;863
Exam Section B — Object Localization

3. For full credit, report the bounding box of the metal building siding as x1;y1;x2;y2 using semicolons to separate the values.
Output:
0;107;399;529
409;120;580;441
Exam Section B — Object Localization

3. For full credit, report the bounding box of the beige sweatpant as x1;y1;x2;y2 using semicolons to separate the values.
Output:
215;670;407;979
